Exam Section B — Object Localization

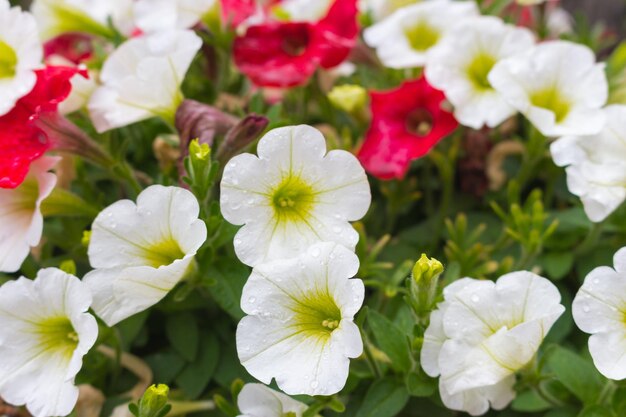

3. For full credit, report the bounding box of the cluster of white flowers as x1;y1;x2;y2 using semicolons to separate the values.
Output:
364;0;621;221
422;271;565;415
220;125;371;397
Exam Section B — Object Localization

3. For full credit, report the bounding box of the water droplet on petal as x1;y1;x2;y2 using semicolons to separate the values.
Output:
310;247;321;258
470;294;479;303
310;380;319;389
582;305;590;313
248;296;256;304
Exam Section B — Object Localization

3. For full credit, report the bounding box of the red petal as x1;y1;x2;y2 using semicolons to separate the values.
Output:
358;78;459;180
44;33;94;65
232;0;358;87
220;0;259;27
0;66;85;188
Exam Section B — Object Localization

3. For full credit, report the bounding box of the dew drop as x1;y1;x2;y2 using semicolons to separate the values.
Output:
310;380;319;389
310;247;321;258
582;305;590;313
470;294;479;303
248;296;256;304
332;226;342;234
234;238;242;246
592;278;600;285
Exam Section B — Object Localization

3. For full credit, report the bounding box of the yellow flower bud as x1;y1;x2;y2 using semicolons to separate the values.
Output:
412;253;443;284
327;85;367;114
189;139;211;161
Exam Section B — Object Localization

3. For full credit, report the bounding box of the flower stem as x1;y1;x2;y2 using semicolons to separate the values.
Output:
574;222;603;256
98;345;153;400
169;400;215;416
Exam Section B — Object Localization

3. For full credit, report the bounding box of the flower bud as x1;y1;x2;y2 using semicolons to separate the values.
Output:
409;254;443;320
327;84;367;114
137;384;170;417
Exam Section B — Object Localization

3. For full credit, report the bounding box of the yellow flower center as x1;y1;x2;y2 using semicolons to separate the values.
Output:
404;21;440;52
466;52;497;91
530;86;571;123
141;238;185;268
0;40;17;79
290;288;342;339
271;175;316;224
37;316;78;360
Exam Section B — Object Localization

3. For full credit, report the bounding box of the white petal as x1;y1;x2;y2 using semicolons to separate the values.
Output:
421;306;446;377
439;375;516;416
588;331;626;380
573;266;626;334
237;383;307;417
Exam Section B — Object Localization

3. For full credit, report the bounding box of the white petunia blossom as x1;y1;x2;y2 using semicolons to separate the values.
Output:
0;156;58;273
0;268;98;417
133;0;217;33
237;242;364;396
489;40;608;137
363;0;479;69
88;30;202;133
220;125;371;267
275;0;333;21
572;246;626;380
84;185;207;326
425;16;535;129
550;105;626;223
0;0;42;116
237;383;307;417
421;272;565;416
31;0;127;40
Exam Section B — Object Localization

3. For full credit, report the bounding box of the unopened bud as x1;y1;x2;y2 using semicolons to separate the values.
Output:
189;139;211;162
59;260;77;275
137;384;170;417
412;254;443;284
327;84;367;114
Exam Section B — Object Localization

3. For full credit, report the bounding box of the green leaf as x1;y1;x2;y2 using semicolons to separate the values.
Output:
117;311;150;350
165;313;199;362
203;260;249;320
511;390;551;412
539;252;574;280
368;309;412;372
405;372;436;397
357;378;409;417
175;333;220;399
546;346;604;405
144;350;186;385
577;405;613;417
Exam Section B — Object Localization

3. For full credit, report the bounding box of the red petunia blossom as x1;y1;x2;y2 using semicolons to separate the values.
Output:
44;33;94;65
0;66;85;189
232;0;358;87
220;0;260;27
358;78;459;180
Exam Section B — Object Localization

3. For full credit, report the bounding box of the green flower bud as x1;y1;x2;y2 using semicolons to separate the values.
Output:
59;260;77;276
189;139;211;162
327;85;367;114
409;254;443;321
412;254;444;284
137;384;171;417
81;230;92;247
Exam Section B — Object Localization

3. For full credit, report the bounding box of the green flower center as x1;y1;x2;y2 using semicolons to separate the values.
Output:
404;21;440;52
466;52;497;91
37;316;78;360
141;238;185;268
529;86;571;123
290;289;342;339
271;175;316;224
0;40;17;79
283;413;297;417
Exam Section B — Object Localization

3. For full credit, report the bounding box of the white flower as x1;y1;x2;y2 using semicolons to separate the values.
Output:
220;125;371;267
0;268;98;417
237;242;364;396
84;185;207;326
550;105;626;222
133;0;217;33
237;383;307;417
0;0;42;116
363;0;479;68
0;156;58;273
31;0;120;40
489;40;608;137
88;30;202;133
425;16;535;129
572;246;626;380
59;69;97;115
275;0;333;21
421;272;564;416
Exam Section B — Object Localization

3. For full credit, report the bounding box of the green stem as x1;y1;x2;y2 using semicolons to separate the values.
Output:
516;127;546;190
362;337;382;379
574;222;603;256
533;382;566;408
169;400;215;416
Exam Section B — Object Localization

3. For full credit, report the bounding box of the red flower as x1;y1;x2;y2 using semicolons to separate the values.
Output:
44;33;94;65
358;78;458;180
233;0;358;87
0;66;85;189
220;0;260;27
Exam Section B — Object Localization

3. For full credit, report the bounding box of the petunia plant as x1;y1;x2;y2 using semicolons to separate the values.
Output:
1;0;626;417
